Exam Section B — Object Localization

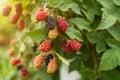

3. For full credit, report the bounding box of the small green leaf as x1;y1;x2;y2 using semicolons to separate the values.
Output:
55;52;69;66
69;58;80;72
113;0;120;6
48;0;64;8
34;21;45;30
99;70;120;80
99;47;120;71
26;29;47;44
72;3;81;15
106;39;120;48
87;32;99;44
81;3;101;23
97;30;108;41
66;24;83;41
97;15;117;30
5;70;17;80
97;0;115;10
108;25;120;42
60;0;74;11
69;18;92;31
96;42;106;53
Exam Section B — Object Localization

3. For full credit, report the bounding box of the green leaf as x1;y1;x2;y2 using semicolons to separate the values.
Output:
96;42;106;53
97;0;115;10
34;21;45;30
87;32;99;44
5;70;17;80
97;15;116;30
99;47;120;71
55;52;69;66
106;39;120;48
97;0;120;21
69;58;80;72
81;2;101;23
48;0;64;8
97;30;108;41
99;69;120;80
19;42;26;52
69;18;92;31
66;24;83;41
72;3;81;15
26;29;47;44
107;25;120;41
113;0;120;6
60;0;74;11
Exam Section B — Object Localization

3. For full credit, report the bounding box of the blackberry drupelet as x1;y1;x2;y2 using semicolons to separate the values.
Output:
46;16;56;30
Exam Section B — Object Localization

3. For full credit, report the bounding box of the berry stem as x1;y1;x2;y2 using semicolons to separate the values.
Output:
55;9;59;18
59;34;68;40
54;51;69;66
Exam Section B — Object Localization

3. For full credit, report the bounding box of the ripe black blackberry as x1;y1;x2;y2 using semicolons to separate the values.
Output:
46;16;56;30
16;63;23;70
45;54;53;66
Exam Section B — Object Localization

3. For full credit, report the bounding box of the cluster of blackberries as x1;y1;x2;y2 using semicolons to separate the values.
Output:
33;7;82;74
33;54;57;74
35;8;68;32
61;39;81;53
10;58;28;77
2;2;25;30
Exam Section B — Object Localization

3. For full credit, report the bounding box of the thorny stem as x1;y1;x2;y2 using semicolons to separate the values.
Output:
92;44;99;80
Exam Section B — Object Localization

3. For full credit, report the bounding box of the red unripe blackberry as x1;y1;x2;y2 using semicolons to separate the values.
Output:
15;2;22;14
47;59;57;74
69;40;81;51
18;19;24;30
57;17;68;32
61;40;72;53
7;48;14;56
2;5;11;16
10;58;20;66
10;39;16;45
39;40;51;52
46;16;56;30
10;13;20;24
35;8;47;21
20;69;28;77
33;55;45;68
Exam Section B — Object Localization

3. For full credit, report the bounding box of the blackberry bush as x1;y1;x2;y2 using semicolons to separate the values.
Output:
1;0;120;80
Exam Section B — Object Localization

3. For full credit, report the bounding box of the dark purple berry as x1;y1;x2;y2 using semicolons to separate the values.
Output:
46;16;56;30
16;63;23;70
45;54;53;66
